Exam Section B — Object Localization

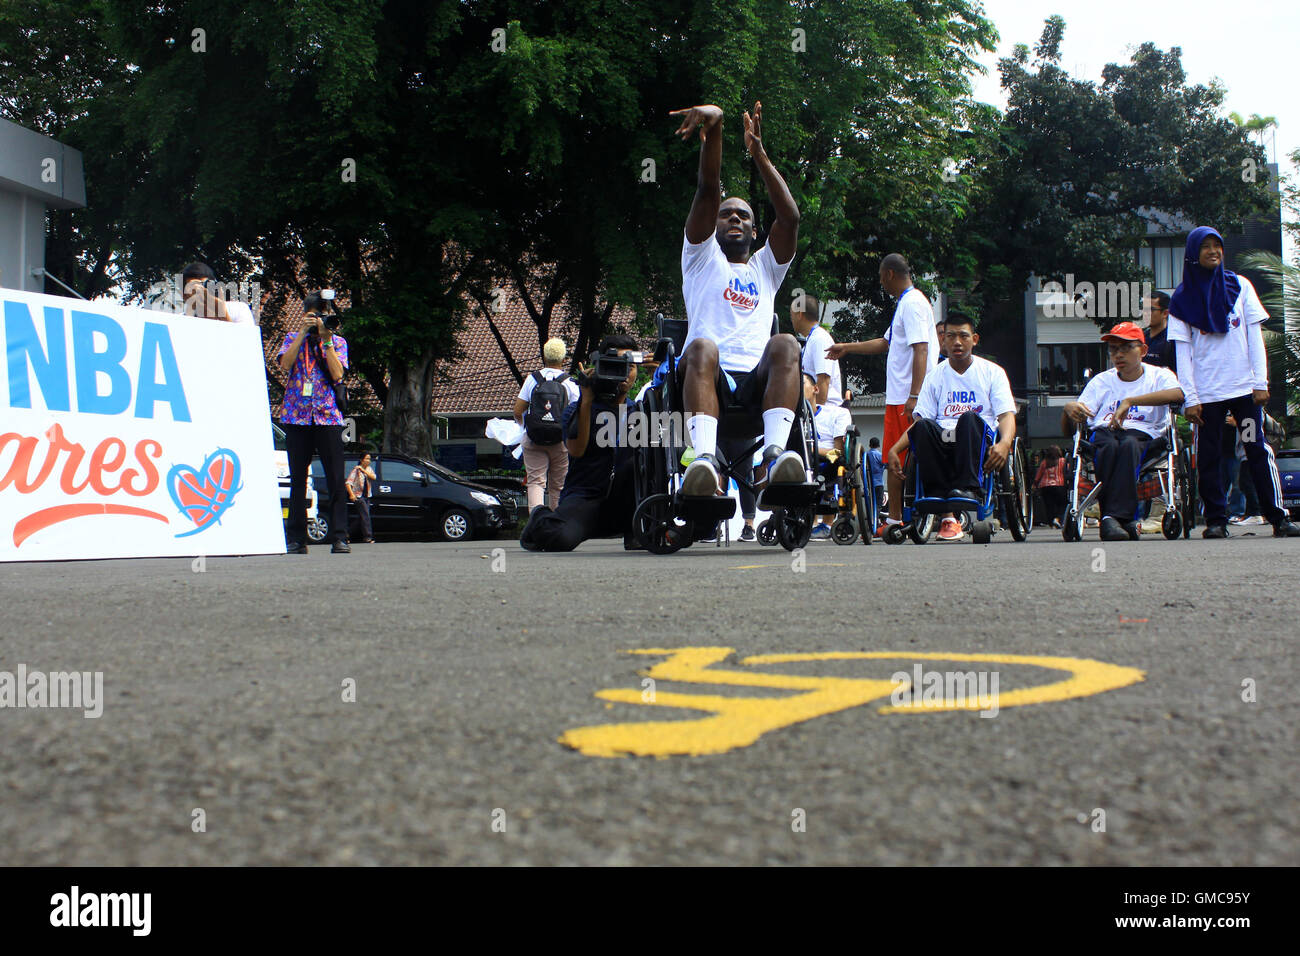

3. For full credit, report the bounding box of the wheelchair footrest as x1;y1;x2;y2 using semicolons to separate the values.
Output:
757;482;821;509
675;494;738;522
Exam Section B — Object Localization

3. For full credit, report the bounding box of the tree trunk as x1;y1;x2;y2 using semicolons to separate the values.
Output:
383;350;437;458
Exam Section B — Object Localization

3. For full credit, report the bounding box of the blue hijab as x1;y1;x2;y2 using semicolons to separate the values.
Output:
1169;226;1241;334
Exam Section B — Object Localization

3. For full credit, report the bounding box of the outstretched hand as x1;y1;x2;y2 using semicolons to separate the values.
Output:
743;101;764;157
669;105;723;141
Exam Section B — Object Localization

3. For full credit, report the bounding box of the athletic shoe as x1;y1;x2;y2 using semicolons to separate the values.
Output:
285;542;309;555
1100;516;1130;541
331;541;351;553
1241;515;1267;526
937;517;963;541
949;488;982;502
1202;524;1229;539
740;525;756;542
1124;520;1141;541
757;445;805;489
810;523;832;540
877;520;900;537
681;453;722;497
1228;515;1249;525
1139;517;1162;534
1273;521;1300;538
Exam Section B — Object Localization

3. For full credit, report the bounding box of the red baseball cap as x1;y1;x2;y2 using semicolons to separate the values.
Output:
1101;321;1146;344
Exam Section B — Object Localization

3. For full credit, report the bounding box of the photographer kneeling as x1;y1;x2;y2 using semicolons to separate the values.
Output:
519;335;641;552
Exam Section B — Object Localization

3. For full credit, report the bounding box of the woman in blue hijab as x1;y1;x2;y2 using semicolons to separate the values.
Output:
1167;226;1298;538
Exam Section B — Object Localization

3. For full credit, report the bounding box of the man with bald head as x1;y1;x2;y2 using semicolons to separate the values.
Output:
668;101;803;497
826;253;939;532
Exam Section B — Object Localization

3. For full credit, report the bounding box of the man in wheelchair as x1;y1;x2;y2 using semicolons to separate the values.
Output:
805;372;852;538
1061;322;1183;541
668;100;803;499
886;315;1016;531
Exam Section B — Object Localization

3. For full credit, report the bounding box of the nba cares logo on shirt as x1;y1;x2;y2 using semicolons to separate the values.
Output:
722;276;760;312
166;448;242;537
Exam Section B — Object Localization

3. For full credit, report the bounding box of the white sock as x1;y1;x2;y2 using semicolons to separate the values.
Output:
884;517;901;525
687;414;718;458
762;407;796;451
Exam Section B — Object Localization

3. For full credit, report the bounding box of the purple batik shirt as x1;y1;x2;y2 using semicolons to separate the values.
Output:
277;332;349;425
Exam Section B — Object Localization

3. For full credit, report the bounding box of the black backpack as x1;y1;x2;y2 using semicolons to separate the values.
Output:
524;371;570;445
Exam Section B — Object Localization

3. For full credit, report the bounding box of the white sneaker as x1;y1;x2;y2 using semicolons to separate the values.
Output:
681;455;721;497
764;449;805;486
1243;515;1267;525
1228;515;1249;525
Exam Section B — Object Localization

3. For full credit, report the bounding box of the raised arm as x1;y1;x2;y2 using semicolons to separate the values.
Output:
671;104;724;244
744;101;799;264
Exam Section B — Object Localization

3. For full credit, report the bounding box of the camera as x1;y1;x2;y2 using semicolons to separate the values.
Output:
307;289;343;334
585;348;643;399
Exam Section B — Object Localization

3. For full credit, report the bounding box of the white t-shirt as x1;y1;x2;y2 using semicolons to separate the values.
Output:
518;367;581;405
681;233;791;373
802;325;843;407
914;356;1016;434
813;403;852;451
1077;363;1181;439
1167;276;1268;405
884;286;940;405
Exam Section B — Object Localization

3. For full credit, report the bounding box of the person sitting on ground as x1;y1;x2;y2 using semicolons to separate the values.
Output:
670;99;804;498
518;335;640;552
1061;322;1184;541
804;373;851;539
886;314;1015;543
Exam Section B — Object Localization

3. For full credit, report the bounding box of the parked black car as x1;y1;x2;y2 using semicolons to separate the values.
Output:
466;474;527;516
311;453;518;541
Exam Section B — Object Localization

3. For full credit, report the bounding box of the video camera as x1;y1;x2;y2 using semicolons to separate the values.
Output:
584;347;643;400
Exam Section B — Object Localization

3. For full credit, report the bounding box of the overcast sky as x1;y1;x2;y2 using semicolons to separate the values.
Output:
969;0;1297;261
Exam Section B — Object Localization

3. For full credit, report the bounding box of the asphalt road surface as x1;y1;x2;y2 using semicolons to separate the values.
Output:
1;529;1296;866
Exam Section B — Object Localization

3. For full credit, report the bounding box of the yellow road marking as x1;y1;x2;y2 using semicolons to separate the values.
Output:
728;563;847;570
559;647;1145;758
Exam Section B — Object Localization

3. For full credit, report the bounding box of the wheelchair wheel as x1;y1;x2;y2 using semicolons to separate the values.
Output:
907;513;937;544
971;519;993;544
1179;446;1197;539
1000;440;1032;542
633;494;690;555
830;516;857;545
884;523;907;545
853;470;873;545
778;506;813;551
959;511;973;533
757;518;779;547
1161;510;1182;540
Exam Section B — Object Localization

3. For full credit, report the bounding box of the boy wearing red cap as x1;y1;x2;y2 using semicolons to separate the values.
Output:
1063;321;1183;541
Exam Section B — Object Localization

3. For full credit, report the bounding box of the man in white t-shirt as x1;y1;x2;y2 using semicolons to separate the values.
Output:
1063;322;1184;541
803;373;850;538
513;337;581;511
670;100;803;498
1167;225;1299;538
886;315;1015;534
826;254;939;531
791;295;842;407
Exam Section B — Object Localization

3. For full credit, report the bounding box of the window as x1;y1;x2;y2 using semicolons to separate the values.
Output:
378;459;425;483
1137;241;1184;292
448;416;485;439
1038;344;1107;395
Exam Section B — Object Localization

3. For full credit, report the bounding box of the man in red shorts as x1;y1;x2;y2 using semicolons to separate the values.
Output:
825;254;939;533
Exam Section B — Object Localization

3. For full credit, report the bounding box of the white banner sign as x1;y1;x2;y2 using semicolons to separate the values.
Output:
0;288;284;561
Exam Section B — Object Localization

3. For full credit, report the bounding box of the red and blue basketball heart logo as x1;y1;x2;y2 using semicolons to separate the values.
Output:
167;449;243;537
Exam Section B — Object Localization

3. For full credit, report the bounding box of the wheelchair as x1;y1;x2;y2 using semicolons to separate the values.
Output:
631;317;823;554
791;424;876;545
1060;415;1195;541
884;423;1032;545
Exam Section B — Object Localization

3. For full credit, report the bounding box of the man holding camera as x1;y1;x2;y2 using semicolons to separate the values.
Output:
519;335;641;552
277;291;351;554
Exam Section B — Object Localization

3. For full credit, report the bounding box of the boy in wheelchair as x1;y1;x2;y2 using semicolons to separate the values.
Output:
1061;321;1183;541
886;315;1016;532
